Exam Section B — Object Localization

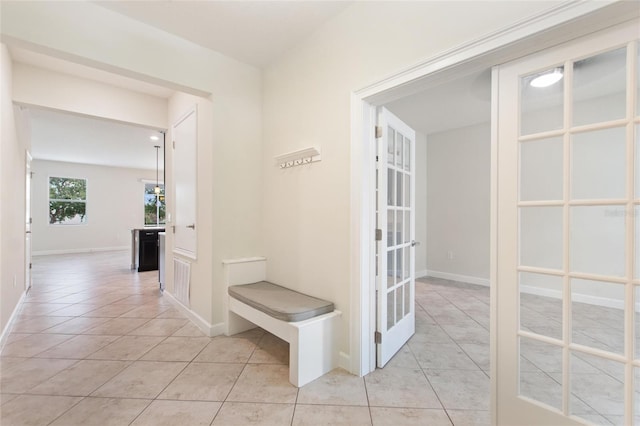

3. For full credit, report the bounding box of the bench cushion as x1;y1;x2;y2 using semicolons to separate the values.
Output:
228;281;334;322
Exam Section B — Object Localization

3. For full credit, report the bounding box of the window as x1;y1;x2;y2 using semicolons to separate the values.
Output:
49;177;87;225
144;183;165;226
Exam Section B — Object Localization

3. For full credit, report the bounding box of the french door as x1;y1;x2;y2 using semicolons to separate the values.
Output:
376;107;416;367
496;20;640;425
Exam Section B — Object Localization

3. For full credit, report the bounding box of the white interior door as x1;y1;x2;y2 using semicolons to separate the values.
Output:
376;107;416;367
25;150;32;292
173;108;197;259
495;20;639;425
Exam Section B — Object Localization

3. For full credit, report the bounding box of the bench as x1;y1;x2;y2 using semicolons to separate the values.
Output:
227;280;341;387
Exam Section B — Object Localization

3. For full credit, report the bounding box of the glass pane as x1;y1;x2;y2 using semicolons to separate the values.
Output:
396;285;403;323
404;137;411;171
520;137;563;201
403;246;410;280
403;282;410;318
635;368;640;425
387;289;395;331
519;337;562;411
637;205;640;280
387;209;394;246
570;206;625;276
387;127;395;165
637;44;640;116
396;132;403;168
520;206;563;270
572;279;624;354
519;273;562;339
570;352;624;421
404;211;410;244
396;249;403;281
404;174;410;208
636;124;640;199
387;250;394;289
572;127;626;200
387;171;395;206
521;66;564;135
573;48;626;126
635;286;640;358
396;212;403;248
49;201;87;225
396;170;403;206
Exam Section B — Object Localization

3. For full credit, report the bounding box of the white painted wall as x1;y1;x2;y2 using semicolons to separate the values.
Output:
262;1;561;362
415;132;428;276
31;160;157;255
426;122;491;283
13;63;167;129
0;44;28;337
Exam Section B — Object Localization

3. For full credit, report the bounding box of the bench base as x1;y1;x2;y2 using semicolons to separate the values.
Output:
229;297;341;387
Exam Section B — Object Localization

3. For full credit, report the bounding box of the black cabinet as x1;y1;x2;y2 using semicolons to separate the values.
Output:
136;229;164;272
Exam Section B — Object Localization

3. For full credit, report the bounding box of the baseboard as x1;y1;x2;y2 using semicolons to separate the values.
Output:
163;290;222;336
33;246;128;256
0;291;26;352
520;285;626;310
416;269;429;279
425;270;490;287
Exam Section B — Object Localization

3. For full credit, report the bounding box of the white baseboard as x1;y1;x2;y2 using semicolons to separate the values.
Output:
33;246;128;256
425;270;490;287
520;285;626;311
163;290;223;337
416;269;429;279
0;291;26;352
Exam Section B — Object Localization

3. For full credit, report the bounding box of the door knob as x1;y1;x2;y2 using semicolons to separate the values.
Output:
411;240;420;247
187;224;195;230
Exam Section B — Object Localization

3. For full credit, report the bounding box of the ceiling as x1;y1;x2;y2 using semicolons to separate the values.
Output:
29;108;165;171
385;69;492;136
95;1;353;68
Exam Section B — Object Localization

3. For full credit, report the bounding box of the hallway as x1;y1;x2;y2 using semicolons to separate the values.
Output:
0;251;490;425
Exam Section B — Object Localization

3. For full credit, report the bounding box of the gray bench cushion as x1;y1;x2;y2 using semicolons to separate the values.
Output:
228;281;334;322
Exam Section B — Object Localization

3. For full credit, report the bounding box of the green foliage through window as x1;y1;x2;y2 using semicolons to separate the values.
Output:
145;183;165;226
49;177;87;225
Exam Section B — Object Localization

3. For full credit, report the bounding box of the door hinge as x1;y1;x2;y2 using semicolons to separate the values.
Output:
29;217;33;224
172;140;176;149
172;225;176;234
29;263;32;270
374;331;382;344
375;229;382;241
375;126;382;138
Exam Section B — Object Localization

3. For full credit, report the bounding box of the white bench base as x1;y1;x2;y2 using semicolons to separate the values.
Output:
229;296;341;387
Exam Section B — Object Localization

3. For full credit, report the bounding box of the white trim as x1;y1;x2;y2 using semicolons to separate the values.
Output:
0;291;26;352
172;248;197;260
222;256;267;265
350;0;636;379
163;290;223;336
425;270;490;287
520;284;629;311
32;246;128;256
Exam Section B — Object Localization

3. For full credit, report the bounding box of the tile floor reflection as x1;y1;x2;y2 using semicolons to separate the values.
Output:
1;252;492;425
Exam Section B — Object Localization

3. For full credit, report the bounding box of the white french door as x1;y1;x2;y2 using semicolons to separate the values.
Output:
376;107;416;367
25;150;32;292
496;20;640;425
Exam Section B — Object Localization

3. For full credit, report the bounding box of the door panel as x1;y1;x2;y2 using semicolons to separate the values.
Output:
496;20;639;425
376;107;416;367
173;108;197;258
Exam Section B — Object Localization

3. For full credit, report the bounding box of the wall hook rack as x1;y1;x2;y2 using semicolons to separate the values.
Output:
275;147;321;169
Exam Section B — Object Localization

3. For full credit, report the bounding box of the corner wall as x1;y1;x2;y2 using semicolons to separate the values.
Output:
0;44;28;336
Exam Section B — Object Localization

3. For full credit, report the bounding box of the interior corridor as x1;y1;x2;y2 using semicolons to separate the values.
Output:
0;251;490;425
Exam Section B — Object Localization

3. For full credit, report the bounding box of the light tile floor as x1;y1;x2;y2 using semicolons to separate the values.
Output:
0;251;491;425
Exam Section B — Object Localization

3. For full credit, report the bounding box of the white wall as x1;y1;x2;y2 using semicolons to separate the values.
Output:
426;122;491;283
415;132;428;276
262;1;561;363
31;160;157;255
0;44;28;337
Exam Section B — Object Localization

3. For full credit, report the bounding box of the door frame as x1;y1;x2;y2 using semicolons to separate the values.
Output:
349;0;639;416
